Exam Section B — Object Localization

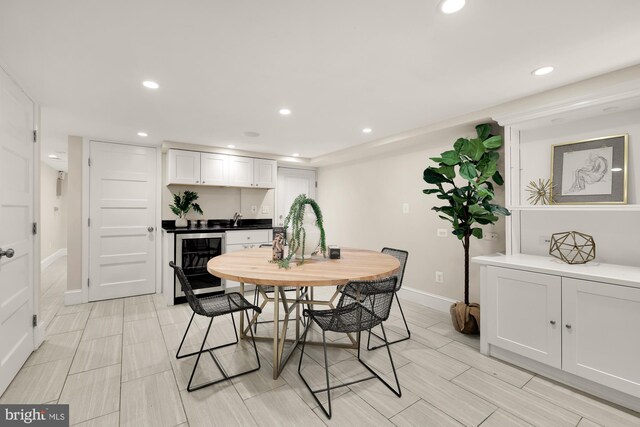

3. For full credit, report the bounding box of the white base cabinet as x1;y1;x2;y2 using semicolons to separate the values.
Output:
476;254;640;411
224;229;273;290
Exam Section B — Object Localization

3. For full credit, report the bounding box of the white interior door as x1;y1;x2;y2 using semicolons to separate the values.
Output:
276;168;316;226
89;141;157;301
0;68;35;395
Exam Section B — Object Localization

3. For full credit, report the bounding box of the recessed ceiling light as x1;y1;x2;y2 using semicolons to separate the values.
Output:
440;0;466;14
227;144;236;148
532;66;554;76
292;153;300;157
611;167;623;172
279;108;291;116
362;128;373;134
142;80;159;89
137;132;148;137
48;154;59;159
244;131;260;137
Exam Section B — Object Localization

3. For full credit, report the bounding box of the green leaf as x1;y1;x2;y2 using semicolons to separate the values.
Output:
471;228;483;239
492;170;504;186
435;165;456;179
423;168;450;184
459;163;478;181
453;138;468;153
476;124;492;140
483;135;503;150
460;138;485;161
422;188;441;194
476;157;497;183
429;157;443;163
441;150;461;166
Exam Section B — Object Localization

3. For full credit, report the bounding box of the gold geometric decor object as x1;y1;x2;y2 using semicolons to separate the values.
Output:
525;178;553;205
549;231;596;264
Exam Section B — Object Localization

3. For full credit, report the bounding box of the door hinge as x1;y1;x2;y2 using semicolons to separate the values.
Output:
33;130;37;143
87;278;90;287
32;222;37;235
88;157;91;167
315;181;318;188
88;218;91;227
32;314;37;327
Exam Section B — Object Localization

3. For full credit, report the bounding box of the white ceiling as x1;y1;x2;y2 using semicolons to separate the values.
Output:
2;0;640;171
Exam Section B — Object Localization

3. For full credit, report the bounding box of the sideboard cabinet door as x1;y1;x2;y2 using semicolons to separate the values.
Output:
562;277;640;398
486;266;562;368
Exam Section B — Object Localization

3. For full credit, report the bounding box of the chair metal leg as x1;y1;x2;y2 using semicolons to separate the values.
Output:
367;293;411;350
181;311;261;392
359;323;401;397
176;312;239;360
297;322;332;419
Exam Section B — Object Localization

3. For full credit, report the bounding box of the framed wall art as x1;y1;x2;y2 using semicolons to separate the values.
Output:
550;134;628;204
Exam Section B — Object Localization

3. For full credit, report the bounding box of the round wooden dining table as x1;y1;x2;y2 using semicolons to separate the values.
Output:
207;247;400;379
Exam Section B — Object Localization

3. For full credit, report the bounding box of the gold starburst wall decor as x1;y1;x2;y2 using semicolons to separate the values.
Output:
525;178;553;205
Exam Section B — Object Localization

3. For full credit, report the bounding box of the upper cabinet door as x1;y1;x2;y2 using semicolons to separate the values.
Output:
228;156;254;187
486;266;562;368
253;159;277;188
201;153;229;186
167;149;201;185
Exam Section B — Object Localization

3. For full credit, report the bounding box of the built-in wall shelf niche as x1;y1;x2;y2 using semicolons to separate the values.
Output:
494;84;640;266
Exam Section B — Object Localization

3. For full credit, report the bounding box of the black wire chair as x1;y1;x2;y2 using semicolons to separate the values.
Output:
169;261;261;392
298;276;401;419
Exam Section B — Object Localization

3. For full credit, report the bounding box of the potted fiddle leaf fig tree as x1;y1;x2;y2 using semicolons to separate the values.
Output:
276;194;327;269
169;190;203;228
422;123;510;334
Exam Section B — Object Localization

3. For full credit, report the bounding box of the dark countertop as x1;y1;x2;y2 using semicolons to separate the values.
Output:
161;218;273;234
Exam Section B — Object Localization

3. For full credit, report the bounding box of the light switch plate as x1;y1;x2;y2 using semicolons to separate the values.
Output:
402;203;409;214
437;229;448;237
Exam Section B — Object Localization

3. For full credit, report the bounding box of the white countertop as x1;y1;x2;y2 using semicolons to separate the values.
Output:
473;253;640;289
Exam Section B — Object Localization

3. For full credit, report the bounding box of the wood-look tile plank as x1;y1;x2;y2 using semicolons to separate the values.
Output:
400;342;469;380
58;364;121;425
70;335;122;374
121;338;171;383
71;411;119;427
480;409;533;427
82;315;123;341
577;419;602;427
56;302;94;316
120;370;186;427
523;376;640;426
123;294;154;307
157;305;192;326
313;391;394;426
123;317;163;346
438;341;533;388
123;301;157;322
386;320;453;349
161;321;205;352
0;358;72;404
390;399;463;427
244;385;325;427
47;311;90;335
180;382;257;427
348;370;419;419
24;330;82;367
452;368;581;427
427;322;480;350
90;299;124;319
396;363;496;427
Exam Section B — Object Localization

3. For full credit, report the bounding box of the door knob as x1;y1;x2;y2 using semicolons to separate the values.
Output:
549;320;556;325
0;248;15;259
565;324;572;329
147;226;154;232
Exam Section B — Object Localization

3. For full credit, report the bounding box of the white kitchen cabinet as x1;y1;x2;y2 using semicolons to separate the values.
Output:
562;277;640;398
228;156;254;187
167;149;201;185
486;267;562;368
200;153;229;186
253;158;277;188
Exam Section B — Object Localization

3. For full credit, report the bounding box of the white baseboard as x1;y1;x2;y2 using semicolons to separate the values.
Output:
397;286;456;313
41;248;67;270
64;289;83;306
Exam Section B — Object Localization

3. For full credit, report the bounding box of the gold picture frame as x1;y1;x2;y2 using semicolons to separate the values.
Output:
550;134;628;205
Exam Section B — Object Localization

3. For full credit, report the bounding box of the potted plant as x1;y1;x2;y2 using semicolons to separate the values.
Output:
276;194;327;269
169;191;203;228
422;123;510;334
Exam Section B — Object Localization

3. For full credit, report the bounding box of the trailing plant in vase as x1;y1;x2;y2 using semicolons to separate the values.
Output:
275;194;327;269
422;123;510;334
169;191;203;227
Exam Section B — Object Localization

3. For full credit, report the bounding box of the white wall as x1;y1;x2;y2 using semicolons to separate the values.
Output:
317;124;506;303
66;136;83;290
40;162;67;262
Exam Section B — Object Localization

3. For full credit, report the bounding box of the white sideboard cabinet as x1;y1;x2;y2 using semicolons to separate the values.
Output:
476;254;640;411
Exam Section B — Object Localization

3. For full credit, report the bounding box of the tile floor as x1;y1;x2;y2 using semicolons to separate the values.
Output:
1;256;639;426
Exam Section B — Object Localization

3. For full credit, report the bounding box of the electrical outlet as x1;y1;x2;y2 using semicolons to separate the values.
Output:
435;271;444;283
484;232;499;241
437;228;448;237
402;203;409;214
261;206;269;214
251;205;257;214
539;235;551;245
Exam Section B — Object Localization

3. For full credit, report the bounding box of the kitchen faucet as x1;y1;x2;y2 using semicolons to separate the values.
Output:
233;212;243;227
